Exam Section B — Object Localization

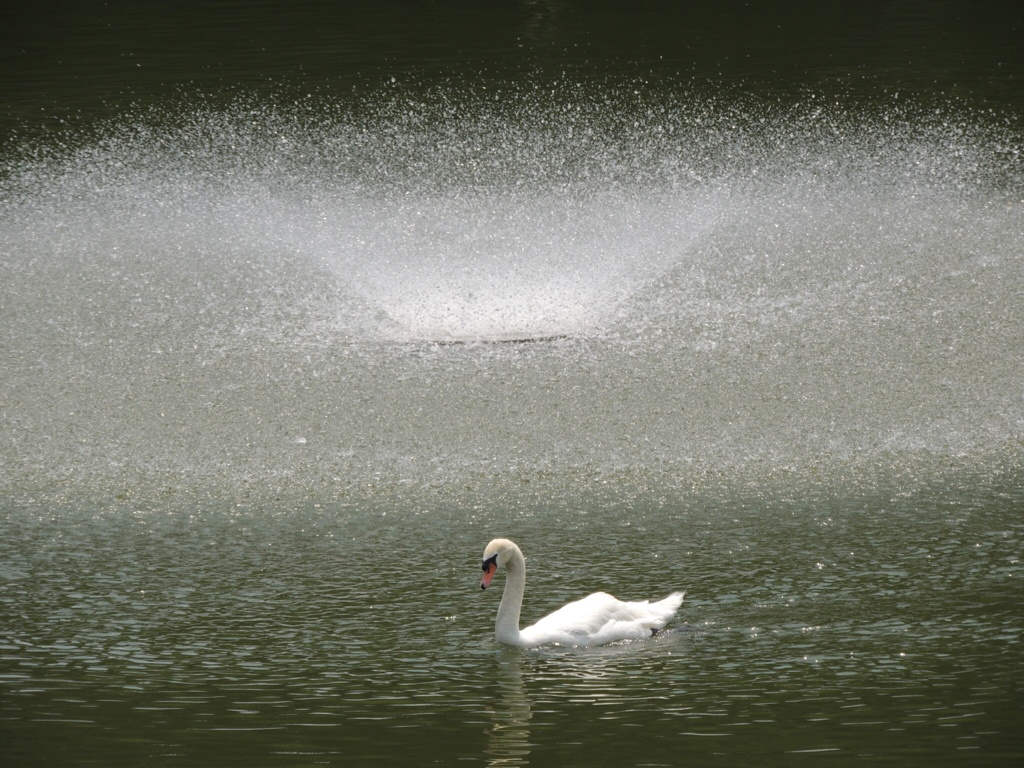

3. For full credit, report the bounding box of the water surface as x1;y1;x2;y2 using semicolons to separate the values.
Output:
2;3;1023;765
3;482;1022;765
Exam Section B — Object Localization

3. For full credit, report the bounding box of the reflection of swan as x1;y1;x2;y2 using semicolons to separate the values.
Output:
485;651;532;767
480;538;684;648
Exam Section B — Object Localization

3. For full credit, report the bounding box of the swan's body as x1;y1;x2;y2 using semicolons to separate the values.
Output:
480;538;684;648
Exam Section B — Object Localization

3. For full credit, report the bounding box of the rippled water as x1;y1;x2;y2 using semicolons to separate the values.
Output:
3;87;1023;762
3;4;1024;766
3;477;1022;765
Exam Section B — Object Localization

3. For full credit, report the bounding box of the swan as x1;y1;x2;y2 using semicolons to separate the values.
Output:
480;538;684;648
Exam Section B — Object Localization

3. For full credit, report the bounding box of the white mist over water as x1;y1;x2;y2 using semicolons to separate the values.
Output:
1;85;1021;504
335;187;711;342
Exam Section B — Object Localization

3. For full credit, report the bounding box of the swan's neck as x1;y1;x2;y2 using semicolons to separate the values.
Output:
496;547;526;646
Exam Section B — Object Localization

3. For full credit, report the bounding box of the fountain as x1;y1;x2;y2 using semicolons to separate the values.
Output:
1;84;1021;507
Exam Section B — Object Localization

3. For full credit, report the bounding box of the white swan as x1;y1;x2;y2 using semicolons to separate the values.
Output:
480;538;684;648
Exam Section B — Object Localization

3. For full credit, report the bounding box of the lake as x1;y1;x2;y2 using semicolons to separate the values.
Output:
1;2;1022;765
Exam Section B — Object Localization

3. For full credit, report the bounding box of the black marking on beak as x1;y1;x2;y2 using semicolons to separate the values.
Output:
482;553;497;572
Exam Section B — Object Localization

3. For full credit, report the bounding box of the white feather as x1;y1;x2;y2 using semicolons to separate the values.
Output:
481;538;684;648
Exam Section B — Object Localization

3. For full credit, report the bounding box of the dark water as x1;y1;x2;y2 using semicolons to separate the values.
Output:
3;0;1023;138
3;481;1022;766
2;2;1023;766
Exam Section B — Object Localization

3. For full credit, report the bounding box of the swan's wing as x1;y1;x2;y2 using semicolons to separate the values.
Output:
520;591;684;647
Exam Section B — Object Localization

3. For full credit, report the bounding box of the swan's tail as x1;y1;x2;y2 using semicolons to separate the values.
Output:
650;591;685;628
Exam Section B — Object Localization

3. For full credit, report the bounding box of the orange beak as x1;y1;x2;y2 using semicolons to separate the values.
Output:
481;561;497;589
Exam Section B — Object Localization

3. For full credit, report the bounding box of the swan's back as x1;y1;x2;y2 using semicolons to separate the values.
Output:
519;591;684;647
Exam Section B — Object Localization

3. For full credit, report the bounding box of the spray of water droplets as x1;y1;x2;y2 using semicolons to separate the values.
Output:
2;82;1021;504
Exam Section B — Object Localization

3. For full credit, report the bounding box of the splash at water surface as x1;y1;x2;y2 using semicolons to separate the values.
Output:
1;82;1021;504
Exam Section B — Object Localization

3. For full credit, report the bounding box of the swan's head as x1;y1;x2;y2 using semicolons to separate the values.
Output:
480;538;520;590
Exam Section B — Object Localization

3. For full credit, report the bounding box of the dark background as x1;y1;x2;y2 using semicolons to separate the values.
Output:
3;0;1022;143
